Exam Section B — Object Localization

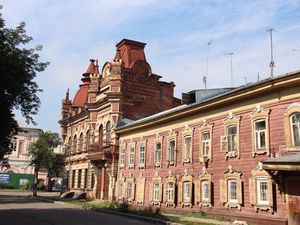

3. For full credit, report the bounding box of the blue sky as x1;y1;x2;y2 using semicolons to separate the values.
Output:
1;0;300;132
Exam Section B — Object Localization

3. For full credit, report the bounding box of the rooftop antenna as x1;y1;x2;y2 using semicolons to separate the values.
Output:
244;76;248;85
203;40;212;89
267;28;275;78
224;52;234;87
257;72;260;82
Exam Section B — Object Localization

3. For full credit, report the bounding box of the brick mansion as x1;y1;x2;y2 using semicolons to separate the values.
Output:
59;39;300;225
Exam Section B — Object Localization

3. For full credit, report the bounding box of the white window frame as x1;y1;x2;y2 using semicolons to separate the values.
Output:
127;182;133;199
168;140;175;162
183;136;191;162
139;145;145;165
167;182;174;202
228;179;238;204
201;180;210;202
118;182;123;197
183;182;191;202
154;142;161;164
153;183;160;201
257;178;269;205
254;119;267;150
201;132;210;157
226;125;237;152
129;147;135;167
120;147;125;166
291;113;300;147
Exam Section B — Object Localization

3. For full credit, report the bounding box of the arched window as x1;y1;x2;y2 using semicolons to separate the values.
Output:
291;112;300;146
68;137;71;154
106;121;111;144
85;130;89;152
98;125;103;148
73;135;77;153
79;133;83;152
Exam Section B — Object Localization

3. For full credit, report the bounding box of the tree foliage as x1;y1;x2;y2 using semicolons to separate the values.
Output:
28;131;62;196
0;7;48;161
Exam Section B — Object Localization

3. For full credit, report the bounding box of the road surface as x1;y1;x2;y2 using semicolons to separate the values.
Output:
0;191;157;225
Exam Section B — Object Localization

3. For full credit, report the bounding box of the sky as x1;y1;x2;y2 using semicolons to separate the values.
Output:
1;0;300;133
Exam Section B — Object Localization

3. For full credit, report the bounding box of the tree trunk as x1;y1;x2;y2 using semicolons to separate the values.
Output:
46;174;52;192
32;167;39;197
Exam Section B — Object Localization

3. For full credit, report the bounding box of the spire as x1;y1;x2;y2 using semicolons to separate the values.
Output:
85;59;95;74
94;59;100;75
65;88;69;101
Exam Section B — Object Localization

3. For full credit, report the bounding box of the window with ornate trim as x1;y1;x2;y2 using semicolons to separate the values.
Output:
178;169;193;207
150;172;162;206
284;103;300;150
249;163;273;212
199;120;213;163
250;104;270;156
126;173;135;201
128;141;135;169
136;173;145;205
167;129;177;166
220;165;242;210
222;112;241;159
195;167;212;208
164;171;176;207
119;143;126;168
106;121;111;145
73;135;77;153
154;133;163;167
79;133;83;152
116;173;125;200
139;145;145;166
182;125;193;164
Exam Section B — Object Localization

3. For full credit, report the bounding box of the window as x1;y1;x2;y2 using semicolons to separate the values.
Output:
201;180;210;202
228;179;237;203
98;125;103;148
227;125;237;152
18;140;24;154
254;120;266;150
118;182;123;197
257;178;269;205
167;182;174;202
79;133;83;152
85;130;90;151
119;145;125;166
183;136;191;161
68;137;72;154
168;140;175;162
154;142;161;165
73;135;77;153
153;183;160;201
129;147;135;167
84;169;88;189
183;182;191;202
201;132;210;157
77;169;82;188
106;121;111;144
139;145;145;165
127;182;133;199
72;170;76;188
291;113;300;146
91;171;95;188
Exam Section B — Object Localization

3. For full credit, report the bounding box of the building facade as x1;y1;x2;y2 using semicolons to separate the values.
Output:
115;71;300;225
1;127;47;183
60;38;300;224
59;39;180;200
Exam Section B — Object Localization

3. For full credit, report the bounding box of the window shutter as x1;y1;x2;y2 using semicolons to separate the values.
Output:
136;178;145;204
208;181;212;204
149;182;153;201
195;180;200;204
237;179;243;204
178;182;182;204
159;183;163;202
132;182;136;200
267;178;273;207
220;179;227;203
248;177;256;205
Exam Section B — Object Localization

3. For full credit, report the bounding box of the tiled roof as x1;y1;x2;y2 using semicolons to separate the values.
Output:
72;84;89;107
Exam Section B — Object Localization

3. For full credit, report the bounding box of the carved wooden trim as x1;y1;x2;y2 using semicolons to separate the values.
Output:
179;169;193;208
137;137;146;169
153;133;163;168
136;173;146;205
199;120;213;163
284;103;300;151
182;125;194;164
167;129;177;167
196;167;213;208
164;171;176;207
150;171;163;206
128;140;136;169
126;173;135;202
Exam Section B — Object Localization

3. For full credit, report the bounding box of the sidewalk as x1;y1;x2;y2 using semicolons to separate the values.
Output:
163;213;232;225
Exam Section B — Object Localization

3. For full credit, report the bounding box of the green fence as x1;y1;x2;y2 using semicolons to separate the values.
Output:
0;173;34;189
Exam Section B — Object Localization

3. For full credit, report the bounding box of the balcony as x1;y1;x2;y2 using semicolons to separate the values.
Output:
87;143;113;162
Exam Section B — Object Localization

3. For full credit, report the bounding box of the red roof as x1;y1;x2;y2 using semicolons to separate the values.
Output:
72;84;89;107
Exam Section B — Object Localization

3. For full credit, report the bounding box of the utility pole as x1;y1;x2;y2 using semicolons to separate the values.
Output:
267;28;275;78
224;52;234;87
203;40;212;89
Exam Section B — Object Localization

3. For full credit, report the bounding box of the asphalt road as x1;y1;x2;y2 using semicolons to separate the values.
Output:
0;191;157;225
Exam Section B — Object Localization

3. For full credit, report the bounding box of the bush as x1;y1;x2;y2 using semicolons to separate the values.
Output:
19;182;31;190
0;183;14;189
37;182;46;190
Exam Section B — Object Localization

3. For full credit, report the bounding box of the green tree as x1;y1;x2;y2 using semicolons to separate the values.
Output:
28;132;61;196
0;6;48;161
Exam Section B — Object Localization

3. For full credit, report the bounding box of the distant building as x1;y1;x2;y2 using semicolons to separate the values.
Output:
1;127;48;183
60;39;300;225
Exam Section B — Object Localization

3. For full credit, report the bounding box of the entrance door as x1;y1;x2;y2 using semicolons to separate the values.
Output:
286;176;300;225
